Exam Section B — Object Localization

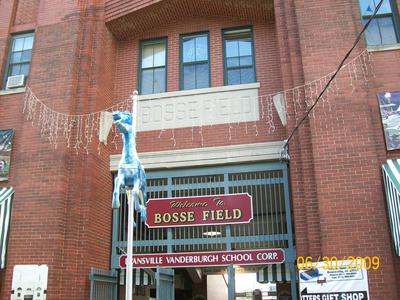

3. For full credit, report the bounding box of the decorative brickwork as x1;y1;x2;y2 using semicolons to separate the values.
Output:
14;0;40;26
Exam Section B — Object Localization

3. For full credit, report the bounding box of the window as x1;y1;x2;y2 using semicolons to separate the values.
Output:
223;27;256;86
180;33;210;90
359;0;400;45
139;38;167;95
3;33;34;88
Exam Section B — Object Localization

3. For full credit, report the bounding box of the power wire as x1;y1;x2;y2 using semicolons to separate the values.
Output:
283;0;384;151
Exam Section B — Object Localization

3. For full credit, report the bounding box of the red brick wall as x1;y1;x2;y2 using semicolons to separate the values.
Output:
358;49;400;298
14;0;40;26
112;16;286;154
0;0;17;82
0;1;117;299
287;0;400;298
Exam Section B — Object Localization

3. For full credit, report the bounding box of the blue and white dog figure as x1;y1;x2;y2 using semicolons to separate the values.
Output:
112;111;147;222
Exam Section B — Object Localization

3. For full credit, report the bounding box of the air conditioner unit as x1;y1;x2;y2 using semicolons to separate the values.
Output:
6;75;25;89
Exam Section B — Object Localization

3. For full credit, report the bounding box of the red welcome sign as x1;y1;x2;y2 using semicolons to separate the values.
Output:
145;193;253;228
120;249;285;269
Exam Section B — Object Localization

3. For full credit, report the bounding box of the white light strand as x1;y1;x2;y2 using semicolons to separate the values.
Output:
170;129;176;147
367;50;376;78
261;95;266;120
22;49;373;153
199;126;204;147
296;87;302;112
111;125;119;150
253;121;259;136
348;62;355;93
265;96;275;133
158;129;165;139
291;89;298;125
22;85;134;153
360;54;368;84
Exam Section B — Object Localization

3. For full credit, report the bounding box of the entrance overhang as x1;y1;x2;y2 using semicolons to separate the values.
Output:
187;268;202;283
105;0;274;39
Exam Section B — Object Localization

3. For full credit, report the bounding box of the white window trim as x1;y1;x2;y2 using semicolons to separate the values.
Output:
0;87;26;96
367;43;400;52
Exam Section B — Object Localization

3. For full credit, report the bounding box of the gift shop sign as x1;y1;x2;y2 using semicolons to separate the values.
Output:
299;260;370;300
120;249;284;269
145;193;253;228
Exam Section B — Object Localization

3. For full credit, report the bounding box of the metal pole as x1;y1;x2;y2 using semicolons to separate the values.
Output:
227;264;236;300
289;262;298;300
131;90;138;148
126;91;138;300
125;191;134;300
283;165;298;300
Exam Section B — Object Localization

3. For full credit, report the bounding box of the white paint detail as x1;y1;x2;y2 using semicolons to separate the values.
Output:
388;159;400;182
0;87;26;96
110;141;285;171
99;111;113;144
367;43;400;52
136;83;260;131
273;93;287;126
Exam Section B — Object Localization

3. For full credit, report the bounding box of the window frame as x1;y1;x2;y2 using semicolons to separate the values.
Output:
358;0;400;46
138;37;168;95
179;31;211;90
222;25;257;86
2;31;35;89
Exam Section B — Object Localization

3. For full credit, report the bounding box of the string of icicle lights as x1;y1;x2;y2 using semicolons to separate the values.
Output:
22;49;374;154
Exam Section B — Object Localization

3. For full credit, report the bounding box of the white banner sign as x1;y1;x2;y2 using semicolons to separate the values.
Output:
136;84;260;131
299;260;370;300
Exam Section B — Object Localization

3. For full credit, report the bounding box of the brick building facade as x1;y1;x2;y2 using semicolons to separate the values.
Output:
0;0;399;299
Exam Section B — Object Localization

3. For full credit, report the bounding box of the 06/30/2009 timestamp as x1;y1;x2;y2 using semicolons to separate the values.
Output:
297;256;380;271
